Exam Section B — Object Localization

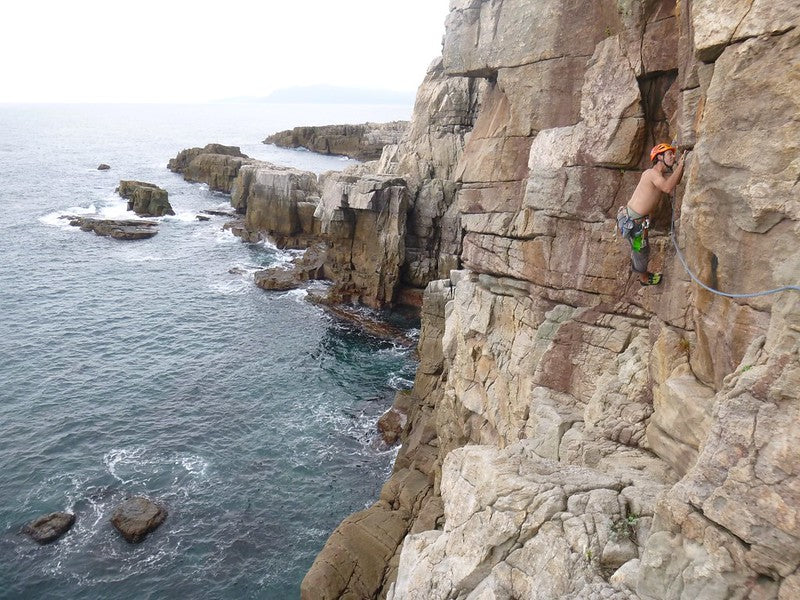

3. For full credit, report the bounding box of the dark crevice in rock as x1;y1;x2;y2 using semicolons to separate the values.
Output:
688;500;753;551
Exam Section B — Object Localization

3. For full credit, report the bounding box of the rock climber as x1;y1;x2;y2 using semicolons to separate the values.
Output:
617;143;687;286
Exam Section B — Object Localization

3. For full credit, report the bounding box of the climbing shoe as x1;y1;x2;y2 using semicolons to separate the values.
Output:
640;272;662;286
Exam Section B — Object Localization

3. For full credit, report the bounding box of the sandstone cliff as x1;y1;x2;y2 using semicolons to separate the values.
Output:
264;121;409;161
301;1;800;599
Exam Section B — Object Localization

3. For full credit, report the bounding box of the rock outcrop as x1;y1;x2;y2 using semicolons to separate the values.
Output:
110;496;166;543
253;243;326;291
234;162;320;243
301;1;800;599
65;216;159;240
23;512;75;544
117;181;174;217
264;122;409;161
168;144;253;194
315;173;409;307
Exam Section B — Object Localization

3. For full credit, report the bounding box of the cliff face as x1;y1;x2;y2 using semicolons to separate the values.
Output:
304;1;800;599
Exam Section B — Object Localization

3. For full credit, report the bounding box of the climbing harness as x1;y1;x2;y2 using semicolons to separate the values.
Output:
616;206;649;251
669;190;800;298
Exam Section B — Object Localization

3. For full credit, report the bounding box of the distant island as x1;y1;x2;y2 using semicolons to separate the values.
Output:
219;85;416;105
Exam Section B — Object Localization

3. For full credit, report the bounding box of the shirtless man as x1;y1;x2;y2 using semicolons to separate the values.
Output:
619;143;687;286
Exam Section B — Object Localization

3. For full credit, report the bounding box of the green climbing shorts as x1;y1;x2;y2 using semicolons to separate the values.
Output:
617;207;649;273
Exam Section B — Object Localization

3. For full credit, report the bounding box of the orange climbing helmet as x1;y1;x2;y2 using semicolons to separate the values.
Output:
650;143;676;162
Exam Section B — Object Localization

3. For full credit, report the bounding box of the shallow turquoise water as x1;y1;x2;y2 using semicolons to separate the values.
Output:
0;103;416;599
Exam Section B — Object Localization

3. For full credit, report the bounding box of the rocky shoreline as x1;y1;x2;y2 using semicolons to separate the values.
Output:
264;121;409;161
39;3;799;594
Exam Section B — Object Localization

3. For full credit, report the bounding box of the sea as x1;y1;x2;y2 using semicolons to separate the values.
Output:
0;102;417;599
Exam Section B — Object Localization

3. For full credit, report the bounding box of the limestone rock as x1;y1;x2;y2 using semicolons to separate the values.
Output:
110;496;166;543
264;121;408;161
23;512;75;544
117;180;174;217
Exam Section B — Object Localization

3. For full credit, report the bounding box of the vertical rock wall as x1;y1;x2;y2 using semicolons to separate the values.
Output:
304;0;800;598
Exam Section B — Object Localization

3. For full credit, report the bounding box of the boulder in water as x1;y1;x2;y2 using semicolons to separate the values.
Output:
23;512;75;544
110;496;167;543
97;164;111;170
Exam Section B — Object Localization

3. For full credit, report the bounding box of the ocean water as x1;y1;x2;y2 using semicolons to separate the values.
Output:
0;103;417;599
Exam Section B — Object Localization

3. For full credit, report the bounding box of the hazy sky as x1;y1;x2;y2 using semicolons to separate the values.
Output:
1;0;450;103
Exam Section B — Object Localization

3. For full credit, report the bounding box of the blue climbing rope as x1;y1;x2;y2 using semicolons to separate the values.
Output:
669;191;800;298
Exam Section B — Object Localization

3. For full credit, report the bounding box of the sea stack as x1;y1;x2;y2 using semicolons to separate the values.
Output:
117;180;174;217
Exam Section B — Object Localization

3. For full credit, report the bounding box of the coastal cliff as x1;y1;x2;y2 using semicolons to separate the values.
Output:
298;1;800;599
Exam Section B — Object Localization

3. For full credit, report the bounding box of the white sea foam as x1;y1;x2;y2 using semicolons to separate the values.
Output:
39;204;98;228
213;227;238;245
104;447;144;484
276;288;308;302
388;374;414;390
162;210;202;223
209;279;250;296
258;238;304;266
180;454;210;477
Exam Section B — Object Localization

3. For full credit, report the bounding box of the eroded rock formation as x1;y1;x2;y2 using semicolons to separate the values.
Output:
301;1;800;599
264;122;409;161
168;144;253;194
117;180;174;217
65;216;159;240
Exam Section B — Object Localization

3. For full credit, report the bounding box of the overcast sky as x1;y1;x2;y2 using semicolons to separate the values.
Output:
1;0;450;103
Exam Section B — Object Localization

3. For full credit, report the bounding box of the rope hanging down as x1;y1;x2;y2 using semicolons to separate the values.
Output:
669;191;800;298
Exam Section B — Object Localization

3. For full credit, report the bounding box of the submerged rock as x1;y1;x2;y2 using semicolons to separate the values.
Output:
377;406;407;446
111;496;167;543
23;512;75;544
64;216;158;240
117;180;174;217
